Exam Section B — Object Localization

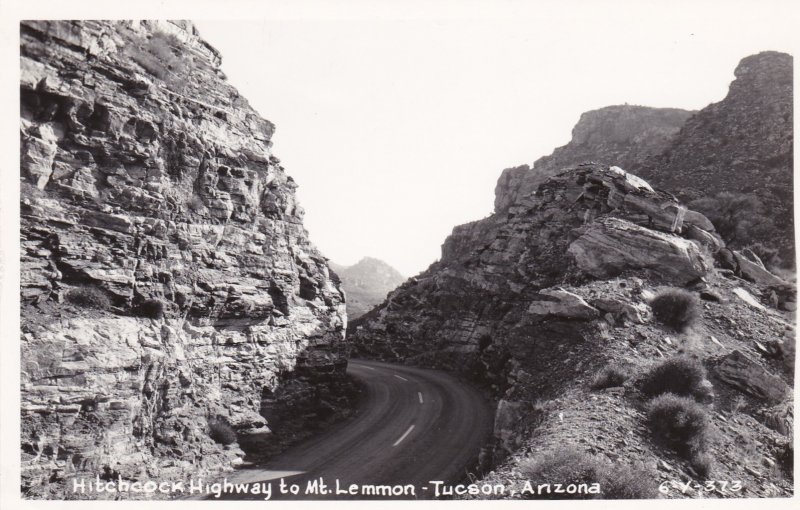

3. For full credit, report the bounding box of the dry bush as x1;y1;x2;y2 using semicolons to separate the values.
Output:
777;338;795;379
689;192;776;250
187;195;205;212
519;448;659;499
590;363;630;390
126;30;188;91
647;393;710;459
601;462;660;499
640;356;708;400
519;448;606;500
689;451;713;478
777;442;793;476
136;298;165;319
208;418;236;445
650;289;701;332
65;285;111;310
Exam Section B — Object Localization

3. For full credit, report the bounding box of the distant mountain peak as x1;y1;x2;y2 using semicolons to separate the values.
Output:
332;257;405;319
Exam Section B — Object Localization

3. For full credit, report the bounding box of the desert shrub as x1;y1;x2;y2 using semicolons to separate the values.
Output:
745;243;784;271
647;393;710;458
130;51;168;79
590;363;630;390
760;401;793;436
208;418;236;445
689;192;776;249
650;289;701;332
640;356;708;400
519;448;659;499
600;462;660;499
136;298;165;319
125;30;188;90
689;451;713;478
518;448;606;500
776;338;795;379
187;195;205;212
65;285;111;310
777;443;793;476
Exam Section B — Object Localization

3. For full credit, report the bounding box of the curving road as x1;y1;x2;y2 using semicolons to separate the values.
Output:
209;358;494;500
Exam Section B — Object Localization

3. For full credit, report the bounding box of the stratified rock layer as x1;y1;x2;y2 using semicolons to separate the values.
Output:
20;20;347;498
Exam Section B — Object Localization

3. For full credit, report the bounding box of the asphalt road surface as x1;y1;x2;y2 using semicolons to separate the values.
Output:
208;358;494;500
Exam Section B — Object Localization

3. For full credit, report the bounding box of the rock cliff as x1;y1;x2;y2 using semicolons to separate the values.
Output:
329;257;405;319
20;20;349;498
351;54;794;497
635;52;794;264
495;105;693;212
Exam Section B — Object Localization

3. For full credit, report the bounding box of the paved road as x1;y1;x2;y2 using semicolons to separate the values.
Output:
209;358;494;500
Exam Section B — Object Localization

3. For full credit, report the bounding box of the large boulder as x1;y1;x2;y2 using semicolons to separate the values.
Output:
568;217;712;284
714;350;789;404
528;288;599;320
732;249;787;286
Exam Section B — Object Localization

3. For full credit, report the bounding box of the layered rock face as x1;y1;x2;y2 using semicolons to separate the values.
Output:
330;257;405;319
635;52;794;261
20;20;348;498
495;105;693;212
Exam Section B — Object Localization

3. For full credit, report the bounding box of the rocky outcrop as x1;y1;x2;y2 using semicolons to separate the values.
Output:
714;350;790;404
20;20;348;498
635;52;794;262
354;161;795;495
351;164;721;375
527;289;599;320
731;249;787;287
568;217;711;284
495;105;693;211
329;257;405;319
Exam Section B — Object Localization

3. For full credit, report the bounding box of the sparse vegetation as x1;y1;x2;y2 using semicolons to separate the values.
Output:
518;448;659;499
124;30;188;91
187;195;205;213
136;298;165;319
640;356;708;400
745;242;785;272
689;451;713;478
208;418;237;445
65;285;111;310
649;288;701;332
777;443;793;476
689;192;777;252
775;338;795;379
647;393;710;460
518;448;605;500
590;363;630;390
600;462;660;499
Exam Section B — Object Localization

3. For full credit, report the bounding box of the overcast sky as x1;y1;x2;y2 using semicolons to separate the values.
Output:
193;1;797;276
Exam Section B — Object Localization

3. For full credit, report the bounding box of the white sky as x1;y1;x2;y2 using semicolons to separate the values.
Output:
0;1;797;277
183;3;791;276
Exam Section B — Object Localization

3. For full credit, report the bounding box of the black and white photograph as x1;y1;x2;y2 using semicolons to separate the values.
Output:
1;0;798;505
